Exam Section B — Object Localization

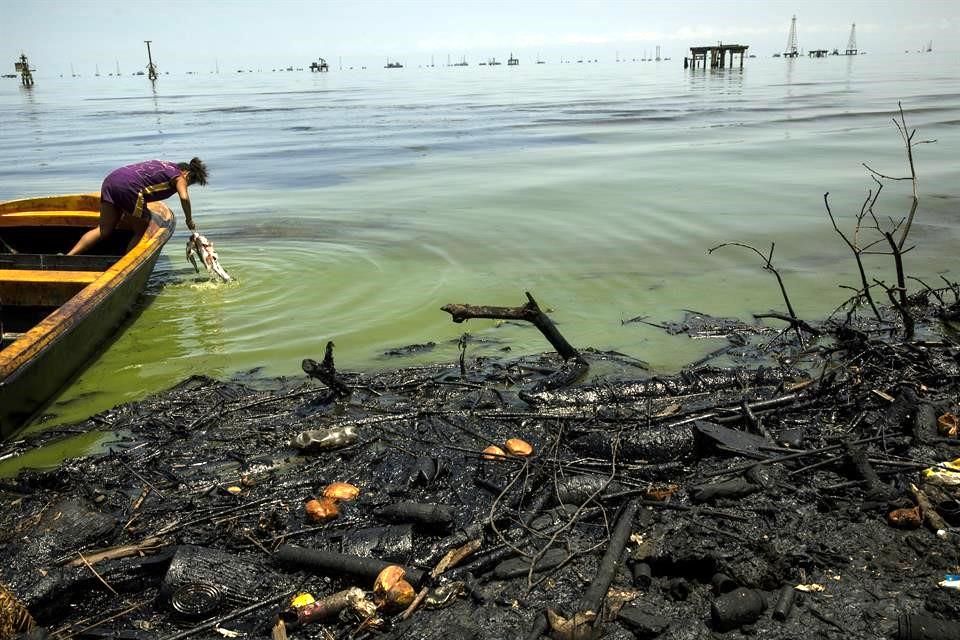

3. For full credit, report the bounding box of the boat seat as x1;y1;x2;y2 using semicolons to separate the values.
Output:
0;269;101;307
0;253;119;271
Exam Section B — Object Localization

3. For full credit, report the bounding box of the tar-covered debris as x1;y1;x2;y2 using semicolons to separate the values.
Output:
3;296;960;640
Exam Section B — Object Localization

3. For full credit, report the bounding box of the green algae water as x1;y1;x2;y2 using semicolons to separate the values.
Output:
1;54;959;469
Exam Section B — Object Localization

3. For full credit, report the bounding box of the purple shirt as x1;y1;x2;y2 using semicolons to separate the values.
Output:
100;160;182;219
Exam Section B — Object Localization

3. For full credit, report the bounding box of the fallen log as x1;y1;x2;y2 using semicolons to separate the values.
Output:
273;545;426;586
442;291;585;363
521;366;804;407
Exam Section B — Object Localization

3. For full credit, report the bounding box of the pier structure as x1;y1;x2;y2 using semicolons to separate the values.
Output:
685;43;748;69
15;53;34;86
309;58;329;72
144;40;158;81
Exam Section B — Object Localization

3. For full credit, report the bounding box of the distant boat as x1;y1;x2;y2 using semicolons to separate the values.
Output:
926;40;933;52
453;55;468;67
487;58;501;66
385;59;403;69
507;53;519;66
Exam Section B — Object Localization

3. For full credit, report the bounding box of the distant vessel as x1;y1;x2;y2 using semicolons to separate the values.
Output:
385;59;403;69
507;52;519;66
453;55;468;67
487;58;501;66
926;40;933;52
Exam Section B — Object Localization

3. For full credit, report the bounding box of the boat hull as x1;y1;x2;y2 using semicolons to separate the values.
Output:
0;194;175;439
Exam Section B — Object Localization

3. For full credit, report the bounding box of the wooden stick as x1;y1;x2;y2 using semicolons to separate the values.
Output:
578;499;639;614
65;536;164;567
442;291;583;362
76;552;118;596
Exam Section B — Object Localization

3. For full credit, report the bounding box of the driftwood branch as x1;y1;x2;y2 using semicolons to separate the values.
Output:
578;499;639;614
302;341;352;398
442;291;584;363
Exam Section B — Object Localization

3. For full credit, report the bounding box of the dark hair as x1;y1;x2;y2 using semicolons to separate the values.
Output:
178;157;208;186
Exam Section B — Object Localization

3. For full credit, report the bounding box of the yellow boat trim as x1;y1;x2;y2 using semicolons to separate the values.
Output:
0;270;100;285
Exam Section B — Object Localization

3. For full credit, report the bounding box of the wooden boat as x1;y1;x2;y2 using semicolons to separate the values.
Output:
0;194;175;439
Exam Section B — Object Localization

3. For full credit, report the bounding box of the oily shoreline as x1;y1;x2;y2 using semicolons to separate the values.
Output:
2;294;960;640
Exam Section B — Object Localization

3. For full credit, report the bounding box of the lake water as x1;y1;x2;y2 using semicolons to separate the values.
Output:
1;52;958;450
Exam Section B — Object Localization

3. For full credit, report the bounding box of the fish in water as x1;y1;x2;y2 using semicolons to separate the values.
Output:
186;232;232;282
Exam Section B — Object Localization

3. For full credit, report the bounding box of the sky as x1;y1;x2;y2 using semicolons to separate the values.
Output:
5;0;958;74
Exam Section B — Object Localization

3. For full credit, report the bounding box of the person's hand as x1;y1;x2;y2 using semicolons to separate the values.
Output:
186;218;197;231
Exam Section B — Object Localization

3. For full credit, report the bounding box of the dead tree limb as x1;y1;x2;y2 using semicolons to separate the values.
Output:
875;279;915;340
754;312;821;337
881;232;909;311
862;102;937;249
824;193;882;321
302;341;352;398
707;242;811;344
442;292;584;363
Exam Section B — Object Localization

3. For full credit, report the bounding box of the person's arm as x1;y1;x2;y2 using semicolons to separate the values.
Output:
175;175;197;231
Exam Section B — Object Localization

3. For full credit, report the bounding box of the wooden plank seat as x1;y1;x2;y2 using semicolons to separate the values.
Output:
0;253;120;272
0;269;101;307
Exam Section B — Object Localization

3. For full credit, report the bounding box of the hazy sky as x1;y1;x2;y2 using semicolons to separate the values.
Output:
6;0;958;74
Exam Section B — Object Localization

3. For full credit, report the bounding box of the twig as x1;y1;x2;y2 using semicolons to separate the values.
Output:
824;192;882;320
400;538;482;620
160;589;297;640
76;552;118;596
708;242;805;343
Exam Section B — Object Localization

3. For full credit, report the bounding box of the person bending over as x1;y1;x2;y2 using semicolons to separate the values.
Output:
67;157;208;255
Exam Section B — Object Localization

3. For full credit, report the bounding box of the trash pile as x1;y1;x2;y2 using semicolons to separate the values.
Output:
2;297;960;640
